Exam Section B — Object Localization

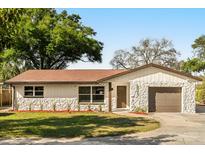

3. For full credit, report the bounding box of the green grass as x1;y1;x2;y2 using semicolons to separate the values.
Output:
0;112;159;139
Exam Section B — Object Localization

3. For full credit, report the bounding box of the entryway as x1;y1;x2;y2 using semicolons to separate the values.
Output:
117;86;127;108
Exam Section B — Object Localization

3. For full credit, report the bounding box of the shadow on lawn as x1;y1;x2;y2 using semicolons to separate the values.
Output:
0;113;15;117
0;114;158;138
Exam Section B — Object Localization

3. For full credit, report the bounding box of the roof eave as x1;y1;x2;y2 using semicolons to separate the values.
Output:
5;81;99;84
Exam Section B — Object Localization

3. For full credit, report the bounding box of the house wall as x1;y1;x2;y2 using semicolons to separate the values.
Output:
13;66;199;113
106;67;195;83
106;67;198;113
14;83;109;112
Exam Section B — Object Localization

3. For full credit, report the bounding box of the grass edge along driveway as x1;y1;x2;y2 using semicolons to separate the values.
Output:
0;112;159;139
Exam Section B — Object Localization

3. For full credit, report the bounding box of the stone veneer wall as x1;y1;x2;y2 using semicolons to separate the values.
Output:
15;97;109;112
111;97;117;111
130;80;196;113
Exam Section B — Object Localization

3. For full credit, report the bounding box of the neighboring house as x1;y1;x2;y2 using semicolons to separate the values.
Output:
6;63;202;113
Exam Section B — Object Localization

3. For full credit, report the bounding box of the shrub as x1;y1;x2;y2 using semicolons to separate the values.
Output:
87;103;91;111
67;104;71;111
77;104;80;111
29;103;32;111
53;103;56;111
134;106;147;113
16;103;19;110
40;103;43;110
98;105;102;112
196;81;205;104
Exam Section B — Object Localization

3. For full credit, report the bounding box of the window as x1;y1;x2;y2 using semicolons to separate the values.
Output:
24;86;44;97
92;87;104;102
79;87;91;102
24;86;33;97
78;86;104;103
35;86;44;97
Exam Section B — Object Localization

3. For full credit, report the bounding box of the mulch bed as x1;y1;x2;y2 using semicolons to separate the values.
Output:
129;112;148;115
8;110;96;113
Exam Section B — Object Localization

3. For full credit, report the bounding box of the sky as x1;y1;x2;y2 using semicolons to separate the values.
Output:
57;8;205;69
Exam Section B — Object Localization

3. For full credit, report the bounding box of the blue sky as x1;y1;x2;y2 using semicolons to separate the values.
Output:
57;9;205;69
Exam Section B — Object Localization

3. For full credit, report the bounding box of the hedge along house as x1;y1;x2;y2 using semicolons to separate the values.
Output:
6;63;202;113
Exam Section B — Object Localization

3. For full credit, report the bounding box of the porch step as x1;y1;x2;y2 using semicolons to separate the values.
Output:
0;106;12;112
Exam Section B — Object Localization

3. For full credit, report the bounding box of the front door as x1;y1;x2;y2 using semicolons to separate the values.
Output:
117;86;127;108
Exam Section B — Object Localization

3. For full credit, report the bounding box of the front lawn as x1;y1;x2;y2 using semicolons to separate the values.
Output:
0;112;159;138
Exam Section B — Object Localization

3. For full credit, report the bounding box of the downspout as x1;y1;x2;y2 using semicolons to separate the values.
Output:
0;83;2;107
108;82;113;112
11;85;15;111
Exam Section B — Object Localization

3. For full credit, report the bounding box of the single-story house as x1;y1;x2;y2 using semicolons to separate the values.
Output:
6;63;202;113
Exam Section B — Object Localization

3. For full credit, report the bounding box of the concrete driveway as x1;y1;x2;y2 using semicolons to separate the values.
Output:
67;113;205;145
1;112;205;145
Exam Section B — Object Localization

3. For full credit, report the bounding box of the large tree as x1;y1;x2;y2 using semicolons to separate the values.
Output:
109;50;139;69
0;9;24;52
0;9;103;80
110;38;180;69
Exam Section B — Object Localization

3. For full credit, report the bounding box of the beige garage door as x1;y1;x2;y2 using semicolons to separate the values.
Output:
148;87;181;112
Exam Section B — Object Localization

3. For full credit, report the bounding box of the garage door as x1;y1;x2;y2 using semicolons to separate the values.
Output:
148;87;181;112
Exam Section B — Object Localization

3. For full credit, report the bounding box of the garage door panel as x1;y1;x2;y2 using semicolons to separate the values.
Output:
149;87;181;112
156;106;181;112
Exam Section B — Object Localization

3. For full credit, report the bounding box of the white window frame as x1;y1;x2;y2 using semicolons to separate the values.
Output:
78;86;91;103
92;86;105;103
24;86;44;98
24;86;34;97
78;85;105;103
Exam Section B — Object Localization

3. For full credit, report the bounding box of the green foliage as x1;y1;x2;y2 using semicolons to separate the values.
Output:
0;9;24;51
134;106;147;113
180;58;205;73
67;104;71;111
192;35;205;59
0;48;27;81
29;103;32;111
0;9;103;81
40;103;43;111
53;103;56;111
16;103;20;111
196;80;205;104
98;105;102;112
181;35;205;74
87;103;91;111
77;104;80;111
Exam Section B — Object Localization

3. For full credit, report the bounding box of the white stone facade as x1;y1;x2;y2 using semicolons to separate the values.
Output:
15;97;108;112
129;80;196;113
106;66;199;113
14;81;197;113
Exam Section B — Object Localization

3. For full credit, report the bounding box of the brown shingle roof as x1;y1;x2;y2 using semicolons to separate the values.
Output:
6;69;126;84
6;63;202;84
